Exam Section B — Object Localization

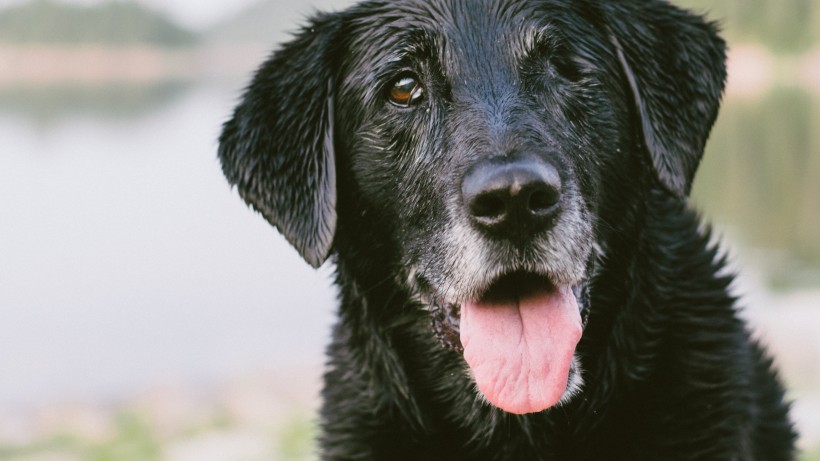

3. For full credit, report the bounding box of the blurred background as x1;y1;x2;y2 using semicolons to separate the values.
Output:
0;0;817;460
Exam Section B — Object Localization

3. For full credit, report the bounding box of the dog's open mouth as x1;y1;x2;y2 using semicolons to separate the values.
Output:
431;271;583;414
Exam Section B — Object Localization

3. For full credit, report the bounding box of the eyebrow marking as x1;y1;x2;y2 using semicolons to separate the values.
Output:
516;24;556;63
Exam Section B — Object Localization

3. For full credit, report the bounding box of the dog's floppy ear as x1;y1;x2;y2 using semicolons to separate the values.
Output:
219;14;341;268
603;0;726;198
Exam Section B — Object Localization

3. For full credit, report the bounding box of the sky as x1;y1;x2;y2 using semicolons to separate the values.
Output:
0;0;260;29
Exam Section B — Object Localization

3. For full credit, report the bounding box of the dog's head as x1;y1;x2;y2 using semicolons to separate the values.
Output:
219;0;725;414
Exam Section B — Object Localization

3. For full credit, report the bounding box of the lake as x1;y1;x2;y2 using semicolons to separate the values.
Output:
0;79;338;407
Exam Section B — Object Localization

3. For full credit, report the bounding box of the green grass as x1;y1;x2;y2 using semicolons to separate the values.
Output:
803;448;820;461
277;414;318;461
0;409;323;461
86;412;163;461
0;411;162;461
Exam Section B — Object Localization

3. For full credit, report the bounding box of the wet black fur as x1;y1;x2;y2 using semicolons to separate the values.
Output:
218;0;796;459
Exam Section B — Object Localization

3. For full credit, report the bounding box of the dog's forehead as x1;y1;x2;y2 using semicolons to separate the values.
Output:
340;0;572;90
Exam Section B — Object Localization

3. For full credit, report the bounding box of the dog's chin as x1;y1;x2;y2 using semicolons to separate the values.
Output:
426;270;588;414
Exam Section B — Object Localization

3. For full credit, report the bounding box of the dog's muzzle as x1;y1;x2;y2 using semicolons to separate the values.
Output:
418;153;592;415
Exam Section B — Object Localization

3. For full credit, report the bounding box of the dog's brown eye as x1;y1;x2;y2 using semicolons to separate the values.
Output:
388;75;424;107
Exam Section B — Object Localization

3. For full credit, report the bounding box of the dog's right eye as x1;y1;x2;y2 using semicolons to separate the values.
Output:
388;75;424;107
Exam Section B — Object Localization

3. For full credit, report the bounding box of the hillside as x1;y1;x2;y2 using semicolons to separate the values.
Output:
0;0;196;47
208;0;820;53
206;0;355;46
674;0;820;53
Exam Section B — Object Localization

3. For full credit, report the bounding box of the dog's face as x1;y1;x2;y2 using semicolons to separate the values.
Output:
219;0;725;415
338;1;605;299
336;2;616;414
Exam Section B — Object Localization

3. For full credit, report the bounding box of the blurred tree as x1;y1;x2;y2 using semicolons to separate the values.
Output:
0;0;197;47
673;0;817;53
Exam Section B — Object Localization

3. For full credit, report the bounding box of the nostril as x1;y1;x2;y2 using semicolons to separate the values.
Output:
527;187;560;214
471;193;507;220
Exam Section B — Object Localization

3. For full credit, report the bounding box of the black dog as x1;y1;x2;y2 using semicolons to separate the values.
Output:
219;0;796;459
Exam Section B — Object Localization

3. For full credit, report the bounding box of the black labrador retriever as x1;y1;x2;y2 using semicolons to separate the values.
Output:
218;0;796;459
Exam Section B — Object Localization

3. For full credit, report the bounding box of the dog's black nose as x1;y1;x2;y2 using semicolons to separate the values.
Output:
462;156;561;239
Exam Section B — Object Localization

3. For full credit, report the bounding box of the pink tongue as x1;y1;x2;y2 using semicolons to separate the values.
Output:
460;286;582;414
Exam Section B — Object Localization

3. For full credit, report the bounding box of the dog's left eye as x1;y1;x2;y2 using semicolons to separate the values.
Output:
388;75;424;107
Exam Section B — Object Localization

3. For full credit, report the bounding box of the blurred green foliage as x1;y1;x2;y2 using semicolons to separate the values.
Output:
803;448;820;461
0;0;196;47
87;412;163;461
0;0;817;52
692;88;820;285
673;0;820;53
0;409;322;461
0;411;162;461
277;414;317;460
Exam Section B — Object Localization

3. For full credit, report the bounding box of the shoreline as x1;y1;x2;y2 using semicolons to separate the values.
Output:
0;43;819;95
0;44;269;86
